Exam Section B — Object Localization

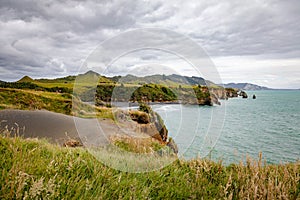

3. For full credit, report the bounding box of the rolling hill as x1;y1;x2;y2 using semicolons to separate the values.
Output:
112;74;218;87
12;71;221;88
17;76;34;83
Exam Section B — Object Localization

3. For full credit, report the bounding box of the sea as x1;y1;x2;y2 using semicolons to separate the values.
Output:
152;90;300;164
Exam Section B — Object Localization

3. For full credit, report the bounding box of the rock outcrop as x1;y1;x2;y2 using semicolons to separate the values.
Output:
210;87;239;101
167;138;178;154
126;103;177;154
239;90;248;98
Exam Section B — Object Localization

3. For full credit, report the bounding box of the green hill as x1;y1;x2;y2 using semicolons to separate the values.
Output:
112;73;221;88
14;71;220;89
17;76;34;83
76;70;113;84
34;71;113;89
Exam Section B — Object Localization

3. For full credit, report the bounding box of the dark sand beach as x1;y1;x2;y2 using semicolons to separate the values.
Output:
0;109;132;146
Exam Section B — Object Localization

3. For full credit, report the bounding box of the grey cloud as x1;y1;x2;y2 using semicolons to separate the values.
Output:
140;0;300;58
188;0;300;57
140;54;159;60
0;0;299;88
0;0;166;81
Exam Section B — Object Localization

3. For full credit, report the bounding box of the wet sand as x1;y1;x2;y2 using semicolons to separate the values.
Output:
0;109;129;146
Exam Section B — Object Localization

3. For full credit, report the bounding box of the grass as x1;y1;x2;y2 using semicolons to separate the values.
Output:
110;134;167;154
0;134;299;199
0;88;114;119
0;88;72;115
33;81;74;89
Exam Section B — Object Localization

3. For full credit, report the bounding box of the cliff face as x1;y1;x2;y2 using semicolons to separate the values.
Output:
112;104;178;154
130;104;169;143
210;87;239;100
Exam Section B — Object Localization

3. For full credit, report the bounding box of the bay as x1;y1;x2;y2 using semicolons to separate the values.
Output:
153;90;300;164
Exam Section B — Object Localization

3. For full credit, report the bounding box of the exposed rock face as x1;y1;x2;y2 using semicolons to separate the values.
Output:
136;123;162;141
167;138;178;154
225;88;239;98
210;88;227;100
209;93;221;105
152;112;168;142
210;88;238;101
137;103;169;142
127;103;178;154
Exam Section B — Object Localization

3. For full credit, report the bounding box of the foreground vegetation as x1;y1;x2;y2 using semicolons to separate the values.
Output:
0;135;299;199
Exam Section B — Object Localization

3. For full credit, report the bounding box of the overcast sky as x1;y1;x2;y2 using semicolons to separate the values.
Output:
0;0;299;88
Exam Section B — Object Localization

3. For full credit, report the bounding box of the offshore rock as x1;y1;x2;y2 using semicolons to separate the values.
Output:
239;90;248;98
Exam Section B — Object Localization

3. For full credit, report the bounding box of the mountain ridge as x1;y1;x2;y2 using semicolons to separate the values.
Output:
9;71;280;90
221;82;273;90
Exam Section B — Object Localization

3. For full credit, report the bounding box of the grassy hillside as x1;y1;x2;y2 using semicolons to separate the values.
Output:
0;135;299;199
0;88;72;114
1;71;239;106
113;74;220;88
0;88;113;119
17;76;34;83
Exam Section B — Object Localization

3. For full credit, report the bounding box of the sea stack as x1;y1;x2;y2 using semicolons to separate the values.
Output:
253;94;256;99
239;90;248;98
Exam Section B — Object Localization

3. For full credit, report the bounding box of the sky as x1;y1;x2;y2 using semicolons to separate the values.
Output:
0;0;299;88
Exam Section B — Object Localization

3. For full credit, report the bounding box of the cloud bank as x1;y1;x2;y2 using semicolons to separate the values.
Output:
0;0;299;88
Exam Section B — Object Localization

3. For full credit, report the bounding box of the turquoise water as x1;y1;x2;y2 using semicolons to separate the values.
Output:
153;90;300;164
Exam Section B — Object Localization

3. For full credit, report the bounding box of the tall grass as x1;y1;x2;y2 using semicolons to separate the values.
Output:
0;134;299;199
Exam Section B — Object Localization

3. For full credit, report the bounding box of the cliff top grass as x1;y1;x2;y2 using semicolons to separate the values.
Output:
0;88;114;119
0;134;299;199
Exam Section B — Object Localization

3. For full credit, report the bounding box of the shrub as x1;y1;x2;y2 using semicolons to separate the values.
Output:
129;110;150;124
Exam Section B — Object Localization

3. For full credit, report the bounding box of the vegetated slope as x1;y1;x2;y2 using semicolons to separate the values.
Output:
17;76;34;83
13;71;221;89
113;74;219;87
0;135;299;199
0;88;114;119
79;83;219;106
0;88;72;115
2;71;240;107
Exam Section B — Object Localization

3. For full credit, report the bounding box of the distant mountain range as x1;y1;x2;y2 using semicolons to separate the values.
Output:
221;83;273;90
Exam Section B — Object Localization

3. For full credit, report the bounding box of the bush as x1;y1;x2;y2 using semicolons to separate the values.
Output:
139;103;152;113
129;110;150;124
